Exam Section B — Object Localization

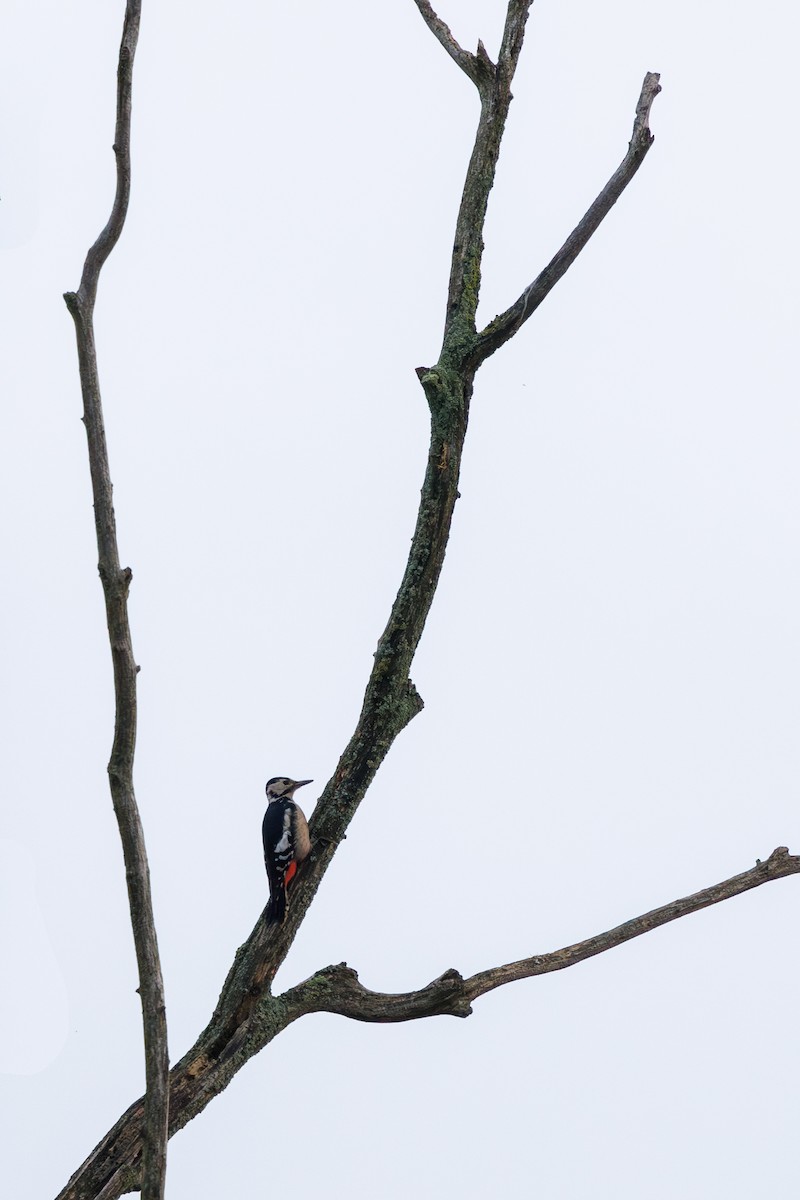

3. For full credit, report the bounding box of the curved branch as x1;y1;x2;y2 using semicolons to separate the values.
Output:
62;4;169;1200
287;847;800;1021
472;71;661;367
284;964;474;1022
69;2;140;310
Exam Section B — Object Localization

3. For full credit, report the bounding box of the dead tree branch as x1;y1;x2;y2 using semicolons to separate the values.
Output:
62;4;169;1200
287;846;800;1019
57;6;689;1199
463;846;798;1001
58;848;800;1199
472;71;662;367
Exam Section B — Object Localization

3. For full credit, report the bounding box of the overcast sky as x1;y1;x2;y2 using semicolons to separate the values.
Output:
2;2;799;1197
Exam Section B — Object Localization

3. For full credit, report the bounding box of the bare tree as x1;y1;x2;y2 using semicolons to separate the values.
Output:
56;3;799;1198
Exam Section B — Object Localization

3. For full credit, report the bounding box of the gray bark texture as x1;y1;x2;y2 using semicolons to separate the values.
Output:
55;4;797;1200
63;3;169;1199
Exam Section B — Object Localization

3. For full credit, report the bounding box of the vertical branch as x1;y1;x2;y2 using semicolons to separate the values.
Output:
439;1;532;353
63;4;169;1200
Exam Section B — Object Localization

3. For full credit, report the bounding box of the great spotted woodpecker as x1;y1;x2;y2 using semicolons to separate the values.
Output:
263;776;313;923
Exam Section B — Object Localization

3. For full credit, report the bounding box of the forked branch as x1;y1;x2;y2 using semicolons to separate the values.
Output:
412;0;493;85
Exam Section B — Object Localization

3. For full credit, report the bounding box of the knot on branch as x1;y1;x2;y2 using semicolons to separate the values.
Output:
475;39;494;73
631;71;661;151
415;365;442;412
415;363;467;425
400;678;425;728
63;290;81;317
319;962;358;986
300;963;472;1023
425;968;473;1018
762;846;793;873
472;40;496;92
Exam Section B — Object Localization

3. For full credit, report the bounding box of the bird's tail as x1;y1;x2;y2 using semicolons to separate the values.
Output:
268;887;287;924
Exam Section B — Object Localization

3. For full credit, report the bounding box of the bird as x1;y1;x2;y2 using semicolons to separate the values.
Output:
262;776;313;923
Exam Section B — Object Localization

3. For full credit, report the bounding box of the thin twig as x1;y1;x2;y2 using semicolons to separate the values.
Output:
62;4;169;1200
465;844;797;1000
473;71;661;367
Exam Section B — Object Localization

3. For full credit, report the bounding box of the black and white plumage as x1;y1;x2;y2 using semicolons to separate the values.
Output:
262;776;313;923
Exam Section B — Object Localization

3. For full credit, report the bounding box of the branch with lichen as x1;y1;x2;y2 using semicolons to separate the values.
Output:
57;7;696;1200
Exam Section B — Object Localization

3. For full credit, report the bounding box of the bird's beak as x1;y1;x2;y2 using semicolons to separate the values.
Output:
294;779;313;789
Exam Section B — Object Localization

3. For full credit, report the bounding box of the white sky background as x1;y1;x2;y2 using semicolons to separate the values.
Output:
2;0;799;1196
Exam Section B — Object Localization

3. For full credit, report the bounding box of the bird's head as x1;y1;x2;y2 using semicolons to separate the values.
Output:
266;776;313;801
